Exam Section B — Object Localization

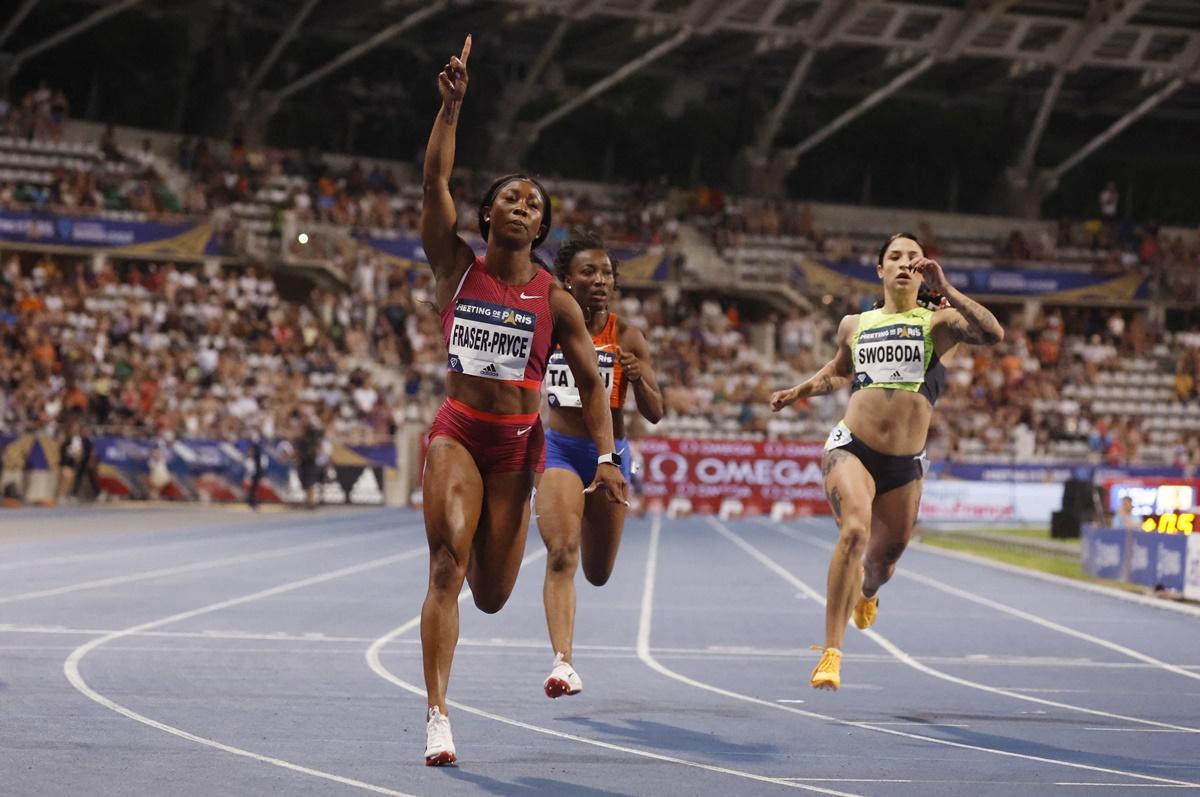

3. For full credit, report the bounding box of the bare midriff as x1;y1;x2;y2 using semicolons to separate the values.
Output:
549;405;624;440
842;388;931;455
446;372;543;416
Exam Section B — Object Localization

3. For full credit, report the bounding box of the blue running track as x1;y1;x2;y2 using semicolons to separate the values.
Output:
1;506;1197;796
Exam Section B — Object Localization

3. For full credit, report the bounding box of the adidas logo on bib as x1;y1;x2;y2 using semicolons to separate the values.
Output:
889;370;904;380
480;363;499;377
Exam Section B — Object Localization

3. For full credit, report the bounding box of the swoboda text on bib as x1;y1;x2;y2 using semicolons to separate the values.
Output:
854;323;926;386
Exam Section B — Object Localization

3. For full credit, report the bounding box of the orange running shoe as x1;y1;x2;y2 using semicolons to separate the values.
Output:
852;595;879;630
810;646;842;690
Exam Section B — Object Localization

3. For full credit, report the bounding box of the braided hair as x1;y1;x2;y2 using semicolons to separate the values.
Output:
553;227;618;288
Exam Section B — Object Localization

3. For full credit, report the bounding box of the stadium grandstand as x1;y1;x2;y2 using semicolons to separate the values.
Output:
0;0;1197;503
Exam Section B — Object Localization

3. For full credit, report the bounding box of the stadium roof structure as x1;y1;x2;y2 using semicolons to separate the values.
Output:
3;0;1199;209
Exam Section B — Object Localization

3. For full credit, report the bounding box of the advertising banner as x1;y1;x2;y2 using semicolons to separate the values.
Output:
0;435;389;505
1082;527;1129;582
0;211;220;258
1082;525;1191;592
1186;535;1200;601
637;437;827;514
918;480;1065;524
933;462;1188;482
1128;532;1160;587
1154;534;1188;593
801;258;1151;301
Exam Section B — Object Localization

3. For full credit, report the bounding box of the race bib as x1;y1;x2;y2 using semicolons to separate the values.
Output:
545;348;615;408
448;299;535;381
854;323;926;387
824;422;853;452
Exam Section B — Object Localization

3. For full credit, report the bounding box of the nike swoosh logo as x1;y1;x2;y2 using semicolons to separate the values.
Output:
516;426;532;436
520;292;543;300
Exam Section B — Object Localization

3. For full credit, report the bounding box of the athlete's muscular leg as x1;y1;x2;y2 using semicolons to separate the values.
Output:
536;468;586;661
465;468;536;613
821;448;876;651
862;480;922;598
580;489;626;587
421;439;484;715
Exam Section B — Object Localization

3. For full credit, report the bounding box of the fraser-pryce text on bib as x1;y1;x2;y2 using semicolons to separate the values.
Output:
447;299;535;381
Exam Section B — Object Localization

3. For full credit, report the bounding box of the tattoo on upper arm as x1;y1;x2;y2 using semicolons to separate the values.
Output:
946;296;1001;346
819;376;833;394
948;318;1000;345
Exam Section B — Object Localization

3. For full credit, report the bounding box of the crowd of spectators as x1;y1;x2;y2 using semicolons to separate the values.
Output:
644;297;827;438
929;309;1200;471
2;86;1199;484
0;142;180;218
0;251;434;449
0;81;70;140
5;88;1193;303
0;81;677;256
602;269;1199;472
749;283;1200;471
701;181;1199;301
1;101;183;220
3;242;1199;494
174;133;410;227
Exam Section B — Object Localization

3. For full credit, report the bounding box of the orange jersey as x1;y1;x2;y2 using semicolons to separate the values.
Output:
544;312;628;410
593;313;628;410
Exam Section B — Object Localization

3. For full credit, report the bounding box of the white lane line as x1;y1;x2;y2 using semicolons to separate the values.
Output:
780;779;913;784
912;537;1200;620
6;621;1199;671
901;569;1200;682
1082;728;1196;733
0;541;284;573
639;517;1198;788
0;524;408;605
753;520;1200;734
0;511;362;572
365;548;859;797
787;780;1193;789
868;722;970;727
64;545;426;797
1054;784;1197;789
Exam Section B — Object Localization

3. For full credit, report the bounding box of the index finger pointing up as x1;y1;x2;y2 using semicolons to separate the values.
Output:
460;34;472;65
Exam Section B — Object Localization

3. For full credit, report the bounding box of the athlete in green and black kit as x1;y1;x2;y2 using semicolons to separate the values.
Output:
770;233;1004;690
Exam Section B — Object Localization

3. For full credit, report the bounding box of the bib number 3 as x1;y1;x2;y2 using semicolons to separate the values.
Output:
824;424;853;452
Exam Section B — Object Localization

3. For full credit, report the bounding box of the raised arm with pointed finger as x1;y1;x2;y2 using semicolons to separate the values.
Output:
421;35;477;308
